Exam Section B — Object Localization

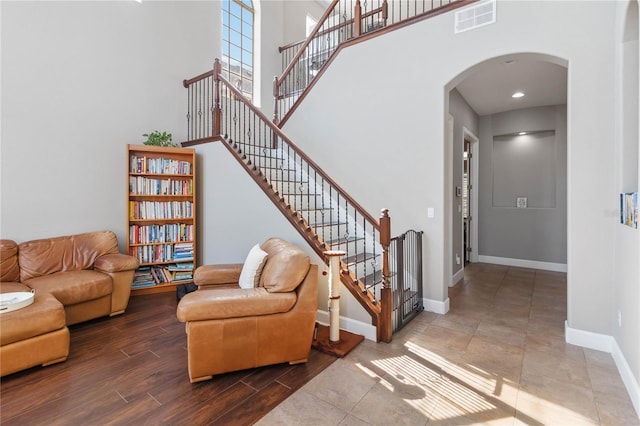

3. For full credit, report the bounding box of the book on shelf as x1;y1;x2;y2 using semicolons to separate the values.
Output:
132;267;156;288
172;271;194;282
132;281;156;289
129;176;193;196
129;242;195;264
150;266;173;284
129;224;194;245
133;265;193;286
129;201;193;220
173;243;194;261
130;156;192;175
167;262;194;271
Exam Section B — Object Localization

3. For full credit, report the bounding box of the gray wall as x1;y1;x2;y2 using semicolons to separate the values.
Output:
478;106;567;264
283;1;605;317
0;0;298;246
280;1;633;369
2;0;638;392
1;1;218;247
613;0;640;398
281;0;328;45
448;89;478;278
621;1;639;193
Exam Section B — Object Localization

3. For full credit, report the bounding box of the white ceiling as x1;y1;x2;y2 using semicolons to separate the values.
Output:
455;57;568;116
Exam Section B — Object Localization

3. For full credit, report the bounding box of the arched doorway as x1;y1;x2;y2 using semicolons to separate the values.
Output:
445;52;569;286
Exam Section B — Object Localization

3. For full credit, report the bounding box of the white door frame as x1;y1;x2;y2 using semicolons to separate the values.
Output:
446;113;456;287
462;127;479;264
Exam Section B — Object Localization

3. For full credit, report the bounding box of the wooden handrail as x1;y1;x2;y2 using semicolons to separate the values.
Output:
276;1;387;56
181;135;219;147
278;18;356;54
277;0;342;91
276;0;476;127
357;0;473;38
183;59;392;337
216;132;383;320
182;69;214;88
274;0;480;127
362;6;384;20
209;60;381;231
278;39;305;54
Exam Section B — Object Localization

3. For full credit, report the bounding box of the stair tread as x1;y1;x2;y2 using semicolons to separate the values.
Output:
344;252;378;265
243;152;283;157
280;192;321;197
296;207;335;212
360;270;382;287
260;166;297;171
268;179;308;184
326;235;365;245
360;270;396;287
310;221;346;228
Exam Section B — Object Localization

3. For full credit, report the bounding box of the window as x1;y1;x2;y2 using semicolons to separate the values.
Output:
222;0;254;101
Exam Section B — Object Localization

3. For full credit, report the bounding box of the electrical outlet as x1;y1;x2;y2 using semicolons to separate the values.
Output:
456;254;461;265
618;310;622;327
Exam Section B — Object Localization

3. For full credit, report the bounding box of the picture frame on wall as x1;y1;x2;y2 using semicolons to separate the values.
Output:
620;192;638;229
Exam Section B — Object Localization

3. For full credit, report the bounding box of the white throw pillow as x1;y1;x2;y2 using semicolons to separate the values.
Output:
238;244;268;289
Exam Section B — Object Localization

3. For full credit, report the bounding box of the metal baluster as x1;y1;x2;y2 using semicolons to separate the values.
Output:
201;79;205;138
186;85;191;141
208;75;212;138
193;81;198;140
198;80;203;139
222;85;226;137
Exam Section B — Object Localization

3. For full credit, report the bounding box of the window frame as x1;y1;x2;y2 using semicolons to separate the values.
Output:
221;0;255;102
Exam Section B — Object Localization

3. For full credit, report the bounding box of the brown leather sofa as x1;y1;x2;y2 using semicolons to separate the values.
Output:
0;231;139;376
177;238;318;383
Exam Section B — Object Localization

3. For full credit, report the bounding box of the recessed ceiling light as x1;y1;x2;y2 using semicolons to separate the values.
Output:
512;91;525;98
519;132;527;135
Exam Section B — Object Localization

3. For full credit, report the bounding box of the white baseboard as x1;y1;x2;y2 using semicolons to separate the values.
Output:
564;321;613;352
565;322;640;418
423;297;450;315
451;268;464;287
478;255;567;272
316;310;377;342
612;340;640;418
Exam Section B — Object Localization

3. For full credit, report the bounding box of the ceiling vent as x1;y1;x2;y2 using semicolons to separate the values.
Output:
454;0;496;34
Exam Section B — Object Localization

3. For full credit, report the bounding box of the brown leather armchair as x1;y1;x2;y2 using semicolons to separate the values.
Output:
176;238;318;383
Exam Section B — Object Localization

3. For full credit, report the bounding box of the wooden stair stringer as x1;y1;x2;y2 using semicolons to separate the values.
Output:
219;137;382;322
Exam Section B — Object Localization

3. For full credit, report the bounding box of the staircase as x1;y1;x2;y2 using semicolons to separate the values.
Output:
181;0;471;341
274;0;473;126
183;60;393;342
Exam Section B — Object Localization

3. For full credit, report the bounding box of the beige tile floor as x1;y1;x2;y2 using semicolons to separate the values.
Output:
257;263;639;425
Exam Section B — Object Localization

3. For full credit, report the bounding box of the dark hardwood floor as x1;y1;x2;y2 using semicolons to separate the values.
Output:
0;292;337;425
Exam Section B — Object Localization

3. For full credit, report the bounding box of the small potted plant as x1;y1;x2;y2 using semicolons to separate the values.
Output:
142;131;178;147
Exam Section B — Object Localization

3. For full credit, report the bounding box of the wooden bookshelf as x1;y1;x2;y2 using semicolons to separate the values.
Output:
127;144;196;295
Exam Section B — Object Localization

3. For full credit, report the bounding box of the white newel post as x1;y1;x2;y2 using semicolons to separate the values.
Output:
324;250;345;342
